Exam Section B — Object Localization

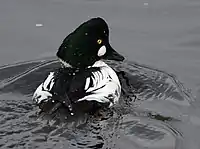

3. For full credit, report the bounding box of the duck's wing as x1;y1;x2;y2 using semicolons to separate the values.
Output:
47;66;115;105
33;65;120;113
31;70;72;114
32;72;55;104
75;66;121;107
63;67;100;102
32;68;95;112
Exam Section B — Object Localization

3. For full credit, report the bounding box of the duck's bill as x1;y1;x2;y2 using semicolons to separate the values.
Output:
103;44;124;61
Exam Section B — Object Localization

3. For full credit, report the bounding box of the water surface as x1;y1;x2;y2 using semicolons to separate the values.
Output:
0;0;200;148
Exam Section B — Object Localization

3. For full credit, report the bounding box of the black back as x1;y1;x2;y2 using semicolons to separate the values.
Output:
51;67;100;102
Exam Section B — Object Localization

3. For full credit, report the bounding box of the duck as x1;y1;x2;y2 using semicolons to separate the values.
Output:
32;17;124;115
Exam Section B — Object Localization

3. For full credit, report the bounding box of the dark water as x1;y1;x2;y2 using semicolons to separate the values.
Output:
0;58;199;149
0;0;200;148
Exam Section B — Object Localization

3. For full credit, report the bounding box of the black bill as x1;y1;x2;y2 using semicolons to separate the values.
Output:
103;44;125;61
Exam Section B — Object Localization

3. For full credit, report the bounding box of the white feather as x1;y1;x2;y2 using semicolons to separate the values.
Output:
58;58;72;68
97;45;106;57
32;72;55;104
33;60;121;107
78;60;121;106
32;83;52;104
43;72;55;90
84;77;90;90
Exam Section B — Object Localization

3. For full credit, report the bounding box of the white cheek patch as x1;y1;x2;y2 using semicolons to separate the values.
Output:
97;45;106;57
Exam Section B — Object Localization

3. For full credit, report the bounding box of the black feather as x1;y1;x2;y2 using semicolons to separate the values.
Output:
51;67;100;103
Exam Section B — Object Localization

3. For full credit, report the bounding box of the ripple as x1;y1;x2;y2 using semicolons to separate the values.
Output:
0;58;198;149
117;114;182;149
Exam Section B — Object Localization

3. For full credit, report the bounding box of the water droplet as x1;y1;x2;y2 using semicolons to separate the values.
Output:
52;100;55;103
70;112;74;116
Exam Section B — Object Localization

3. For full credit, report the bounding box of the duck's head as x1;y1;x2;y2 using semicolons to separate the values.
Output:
56;17;124;68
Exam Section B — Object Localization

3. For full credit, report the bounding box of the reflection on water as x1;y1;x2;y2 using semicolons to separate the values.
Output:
0;58;199;149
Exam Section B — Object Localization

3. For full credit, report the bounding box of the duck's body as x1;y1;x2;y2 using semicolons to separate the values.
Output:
32;17;124;114
33;60;121;108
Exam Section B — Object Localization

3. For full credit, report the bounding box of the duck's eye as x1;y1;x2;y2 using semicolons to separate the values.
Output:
97;39;102;44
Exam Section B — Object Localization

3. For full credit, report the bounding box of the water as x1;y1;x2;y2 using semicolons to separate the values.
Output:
0;58;199;149
0;0;200;148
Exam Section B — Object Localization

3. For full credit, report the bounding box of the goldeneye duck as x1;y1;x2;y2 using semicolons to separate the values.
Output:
32;17;124;115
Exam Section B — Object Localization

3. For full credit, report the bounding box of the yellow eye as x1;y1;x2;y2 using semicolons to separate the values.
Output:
97;39;102;44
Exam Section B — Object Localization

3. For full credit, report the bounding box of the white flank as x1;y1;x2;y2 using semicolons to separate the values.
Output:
84;77;90;90
43;72;55;90
32;83;52;104
32;72;55;104
78;61;121;106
